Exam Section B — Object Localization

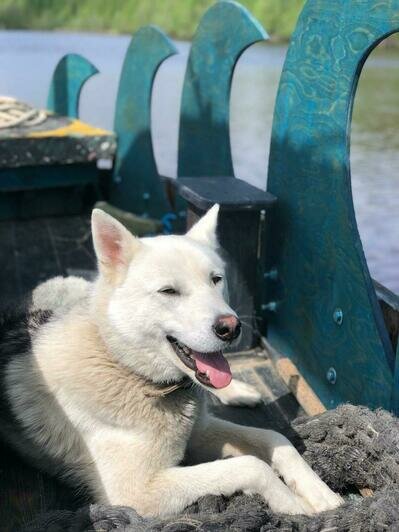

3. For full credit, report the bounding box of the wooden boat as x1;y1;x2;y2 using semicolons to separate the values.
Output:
2;0;399;528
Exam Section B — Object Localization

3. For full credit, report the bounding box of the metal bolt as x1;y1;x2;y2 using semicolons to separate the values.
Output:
333;308;343;325
264;268;278;281
114;175;122;184
261;301;278;312
326;367;337;384
143;192;150;200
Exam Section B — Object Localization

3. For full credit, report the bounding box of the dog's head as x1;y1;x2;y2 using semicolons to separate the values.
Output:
91;205;240;389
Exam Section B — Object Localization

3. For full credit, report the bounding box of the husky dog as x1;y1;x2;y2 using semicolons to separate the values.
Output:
31;276;261;408
1;205;342;517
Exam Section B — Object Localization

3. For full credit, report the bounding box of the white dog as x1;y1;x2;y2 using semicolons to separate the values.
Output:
1;205;342;517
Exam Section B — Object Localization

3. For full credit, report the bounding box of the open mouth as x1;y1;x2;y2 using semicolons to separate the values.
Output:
167;336;232;389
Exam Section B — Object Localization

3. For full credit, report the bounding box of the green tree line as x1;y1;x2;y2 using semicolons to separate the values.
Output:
0;0;305;40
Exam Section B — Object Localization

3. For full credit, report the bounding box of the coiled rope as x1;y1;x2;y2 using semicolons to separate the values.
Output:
0;96;48;129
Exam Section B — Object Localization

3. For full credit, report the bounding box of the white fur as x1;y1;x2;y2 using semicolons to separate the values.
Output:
211;378;262;406
6;206;343;517
186;204;220;249
32;275;262;408
32;276;91;316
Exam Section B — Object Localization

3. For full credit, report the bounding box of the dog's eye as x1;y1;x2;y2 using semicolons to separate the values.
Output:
212;275;223;285
159;287;179;295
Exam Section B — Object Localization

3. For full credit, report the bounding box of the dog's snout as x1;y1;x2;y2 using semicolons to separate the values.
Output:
213;315;241;342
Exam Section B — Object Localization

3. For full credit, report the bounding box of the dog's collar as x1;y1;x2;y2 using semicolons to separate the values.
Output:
144;376;193;397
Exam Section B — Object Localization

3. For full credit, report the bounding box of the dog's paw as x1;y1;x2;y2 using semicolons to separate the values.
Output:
215;379;262;407
276;495;314;516
261;485;314;516
305;482;344;513
293;476;344;513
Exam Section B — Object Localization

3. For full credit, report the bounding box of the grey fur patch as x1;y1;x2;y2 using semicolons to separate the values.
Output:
0;304;53;453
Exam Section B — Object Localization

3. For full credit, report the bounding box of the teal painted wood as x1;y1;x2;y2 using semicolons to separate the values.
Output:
110;26;177;218
47;54;98;117
178;1;267;177
0;164;98;219
0;165;97;191
265;0;399;411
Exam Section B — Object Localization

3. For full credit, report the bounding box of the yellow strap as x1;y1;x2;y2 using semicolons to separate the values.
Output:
29;118;112;138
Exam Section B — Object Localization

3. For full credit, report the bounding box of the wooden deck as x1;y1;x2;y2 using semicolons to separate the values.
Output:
0;214;94;307
0;214;304;530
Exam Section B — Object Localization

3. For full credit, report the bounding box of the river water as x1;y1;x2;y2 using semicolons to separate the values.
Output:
1;30;398;293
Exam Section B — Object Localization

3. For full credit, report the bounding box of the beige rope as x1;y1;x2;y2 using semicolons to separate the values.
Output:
0;96;48;129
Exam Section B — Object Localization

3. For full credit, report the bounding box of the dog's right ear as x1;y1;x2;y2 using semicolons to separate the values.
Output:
186;204;219;248
91;209;141;280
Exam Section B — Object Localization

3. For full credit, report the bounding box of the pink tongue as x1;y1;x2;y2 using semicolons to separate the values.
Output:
192;352;232;389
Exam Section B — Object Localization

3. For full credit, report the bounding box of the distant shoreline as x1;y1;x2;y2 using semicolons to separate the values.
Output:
0;0;305;41
1;1;399;49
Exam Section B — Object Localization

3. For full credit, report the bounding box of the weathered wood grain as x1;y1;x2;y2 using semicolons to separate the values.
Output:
0;117;116;170
0;215;93;307
265;0;399;411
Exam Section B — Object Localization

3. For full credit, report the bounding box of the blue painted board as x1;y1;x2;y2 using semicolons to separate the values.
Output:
110;26;177;219
47;54;98;117
0;165;97;191
0;164;98;219
178;0;268;177
265;0;399;411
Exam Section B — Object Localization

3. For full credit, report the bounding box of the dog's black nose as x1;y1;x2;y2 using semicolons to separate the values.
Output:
213;315;241;342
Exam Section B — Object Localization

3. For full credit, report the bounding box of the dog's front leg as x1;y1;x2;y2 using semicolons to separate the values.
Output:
210;378;262;407
188;416;343;513
145;456;311;517
85;432;308;517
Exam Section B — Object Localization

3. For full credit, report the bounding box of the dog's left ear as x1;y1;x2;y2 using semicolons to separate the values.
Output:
186;204;219;248
92;209;142;280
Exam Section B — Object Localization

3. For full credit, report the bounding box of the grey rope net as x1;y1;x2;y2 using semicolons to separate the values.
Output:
19;405;399;531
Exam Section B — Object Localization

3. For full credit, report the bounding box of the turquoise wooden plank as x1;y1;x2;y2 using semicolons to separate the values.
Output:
0;188;88;220
0;164;97;191
265;0;399;411
47;54;98;117
0;164;98;220
178;0;268;177
110;26;177;219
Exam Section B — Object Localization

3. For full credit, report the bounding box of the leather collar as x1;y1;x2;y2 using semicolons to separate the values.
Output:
144;375;193;397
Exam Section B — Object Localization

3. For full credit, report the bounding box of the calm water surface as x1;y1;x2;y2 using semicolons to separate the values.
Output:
1;31;398;292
